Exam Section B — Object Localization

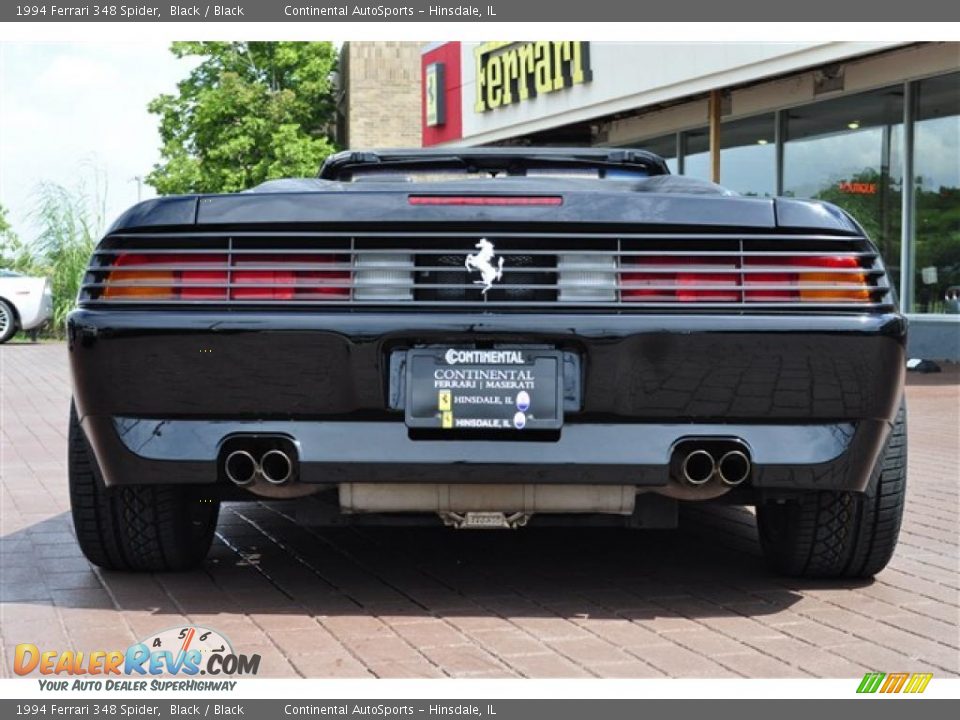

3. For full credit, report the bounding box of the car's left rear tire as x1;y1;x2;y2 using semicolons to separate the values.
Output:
69;401;220;572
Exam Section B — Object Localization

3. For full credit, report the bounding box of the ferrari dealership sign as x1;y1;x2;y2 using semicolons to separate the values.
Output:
473;41;593;113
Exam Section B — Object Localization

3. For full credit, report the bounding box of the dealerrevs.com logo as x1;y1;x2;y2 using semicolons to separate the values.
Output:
14;626;260;691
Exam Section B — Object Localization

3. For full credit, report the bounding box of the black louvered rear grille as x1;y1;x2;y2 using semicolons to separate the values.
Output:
79;230;894;312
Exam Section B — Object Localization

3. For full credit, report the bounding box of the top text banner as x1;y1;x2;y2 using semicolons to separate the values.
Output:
3;1;960;22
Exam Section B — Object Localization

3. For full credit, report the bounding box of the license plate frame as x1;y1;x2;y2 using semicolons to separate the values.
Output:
404;348;564;432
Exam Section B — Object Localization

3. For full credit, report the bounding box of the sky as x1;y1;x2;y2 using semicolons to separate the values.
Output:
0;42;199;241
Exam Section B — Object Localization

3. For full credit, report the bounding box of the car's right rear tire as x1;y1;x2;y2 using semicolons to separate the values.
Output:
69;401;220;572
757;401;907;579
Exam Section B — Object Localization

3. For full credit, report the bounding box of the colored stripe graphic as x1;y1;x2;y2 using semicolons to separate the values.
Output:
903;674;933;694
857;672;932;694
880;672;910;693
857;672;885;693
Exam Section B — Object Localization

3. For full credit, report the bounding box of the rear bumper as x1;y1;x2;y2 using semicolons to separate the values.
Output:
86;414;889;492
68;309;906;494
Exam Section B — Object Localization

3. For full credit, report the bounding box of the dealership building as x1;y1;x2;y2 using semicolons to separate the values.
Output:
420;41;960;360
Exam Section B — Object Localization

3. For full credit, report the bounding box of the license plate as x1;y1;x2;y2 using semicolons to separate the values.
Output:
405;348;564;431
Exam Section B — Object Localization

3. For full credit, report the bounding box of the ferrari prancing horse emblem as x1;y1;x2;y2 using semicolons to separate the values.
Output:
465;238;504;295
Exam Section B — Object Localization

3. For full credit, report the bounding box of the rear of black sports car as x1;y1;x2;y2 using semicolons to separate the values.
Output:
67;149;907;577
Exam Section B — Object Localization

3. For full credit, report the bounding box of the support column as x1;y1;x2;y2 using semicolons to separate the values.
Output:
900;80;917;313
775;109;786;196
709;89;722;184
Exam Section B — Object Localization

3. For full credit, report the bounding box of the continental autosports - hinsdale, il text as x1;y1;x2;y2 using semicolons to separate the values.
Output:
284;4;411;15
284;5;484;16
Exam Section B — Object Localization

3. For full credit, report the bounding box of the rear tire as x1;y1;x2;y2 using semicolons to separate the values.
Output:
69;402;220;571
757;402;907;579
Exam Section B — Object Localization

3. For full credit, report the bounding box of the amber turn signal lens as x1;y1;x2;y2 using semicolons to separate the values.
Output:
796;256;869;302
102;254;174;299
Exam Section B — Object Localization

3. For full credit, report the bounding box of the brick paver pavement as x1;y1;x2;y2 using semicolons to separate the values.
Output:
1;342;957;678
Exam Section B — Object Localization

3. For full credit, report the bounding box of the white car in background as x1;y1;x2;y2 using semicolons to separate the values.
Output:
0;269;53;343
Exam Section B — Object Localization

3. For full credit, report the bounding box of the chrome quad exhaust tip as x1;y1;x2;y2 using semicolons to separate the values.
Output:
717;450;752;486
260;449;293;485
680;449;717;485
221;436;299;488
224;450;258;486
669;439;753;493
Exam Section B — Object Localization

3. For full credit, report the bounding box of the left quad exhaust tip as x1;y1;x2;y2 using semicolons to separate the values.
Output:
224;450;258;486
680;449;716;485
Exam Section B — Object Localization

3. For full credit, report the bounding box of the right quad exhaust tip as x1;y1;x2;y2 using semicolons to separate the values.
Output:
260;449;293;485
717;450;751;486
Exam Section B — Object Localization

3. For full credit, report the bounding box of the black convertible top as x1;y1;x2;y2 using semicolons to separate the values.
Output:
318;147;671;180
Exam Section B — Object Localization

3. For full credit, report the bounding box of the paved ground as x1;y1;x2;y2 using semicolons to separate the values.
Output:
1;342;958;679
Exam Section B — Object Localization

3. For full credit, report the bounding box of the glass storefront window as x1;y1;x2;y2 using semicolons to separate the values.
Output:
719;113;776;197
681;127;710;181
676;115;776;195
782;86;904;295
913;72;960;314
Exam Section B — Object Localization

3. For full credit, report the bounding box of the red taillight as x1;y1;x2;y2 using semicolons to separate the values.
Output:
103;252;350;301
409;195;563;206
232;254;349;300
621;254;871;303
180;254;228;300
232;253;296;300
621;256;739;302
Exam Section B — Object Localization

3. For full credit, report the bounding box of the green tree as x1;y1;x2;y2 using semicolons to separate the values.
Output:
147;42;339;195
